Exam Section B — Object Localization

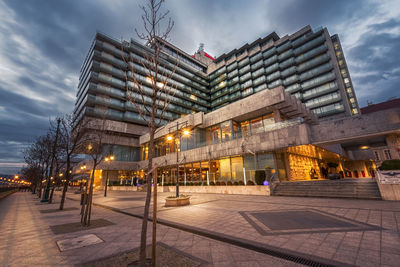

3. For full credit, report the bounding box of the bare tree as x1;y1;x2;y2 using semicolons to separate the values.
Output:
24;133;53;198
80;116;113;226
58;114;92;210
20;165;42;193
122;0;176;265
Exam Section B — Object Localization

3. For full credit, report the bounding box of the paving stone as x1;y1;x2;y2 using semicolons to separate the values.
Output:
3;191;400;266
57;234;104;251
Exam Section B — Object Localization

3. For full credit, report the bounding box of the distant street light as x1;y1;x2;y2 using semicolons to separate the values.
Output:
104;155;115;197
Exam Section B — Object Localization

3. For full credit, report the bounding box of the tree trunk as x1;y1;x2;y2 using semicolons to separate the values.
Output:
59;160;71;210
48;185;55;204
139;128;155;266
59;182;68;210
38;183;42;198
83;165;96;226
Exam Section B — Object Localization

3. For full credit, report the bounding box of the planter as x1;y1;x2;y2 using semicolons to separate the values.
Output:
376;170;400;201
165;196;190;207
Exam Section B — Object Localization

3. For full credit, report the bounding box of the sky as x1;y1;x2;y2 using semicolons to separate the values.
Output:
0;0;399;174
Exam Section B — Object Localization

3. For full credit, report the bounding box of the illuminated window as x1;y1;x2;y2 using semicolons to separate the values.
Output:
241;121;250;137
343;78;350;84
340;69;347;77
346;88;352;93
349;98;355;103
250;117;263;134
220;121;232;142
190;94;197;101
336;51;342;58
338;60;344;66
211;125;221;144
334;43;340;50
352;108;358;114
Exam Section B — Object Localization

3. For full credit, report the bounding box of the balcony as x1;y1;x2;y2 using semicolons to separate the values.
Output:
293;35;325;55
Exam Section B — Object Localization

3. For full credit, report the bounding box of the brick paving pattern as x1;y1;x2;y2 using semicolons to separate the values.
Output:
0;192;303;266
80;190;400;267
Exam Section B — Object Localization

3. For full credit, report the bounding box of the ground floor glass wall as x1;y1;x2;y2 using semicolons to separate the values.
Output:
157;152;284;185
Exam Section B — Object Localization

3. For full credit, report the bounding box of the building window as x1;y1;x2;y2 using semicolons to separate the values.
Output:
336;51;342;58
211;126;221;144
384;149;392;160
250;117;263;134
220;121;232;142
352;108;359;114
241;121;250;137
334;43;340;50
374;151;380;161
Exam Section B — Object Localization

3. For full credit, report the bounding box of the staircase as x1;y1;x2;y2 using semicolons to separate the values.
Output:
272;179;382;199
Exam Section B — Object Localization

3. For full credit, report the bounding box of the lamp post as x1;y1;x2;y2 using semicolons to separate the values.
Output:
104;155;114;197
166;121;190;198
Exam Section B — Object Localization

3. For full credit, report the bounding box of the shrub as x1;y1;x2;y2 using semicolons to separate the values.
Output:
247;180;255;185
220;181;226;185
238;181;244;185
216;181;221;185
255;170;266;185
227;181;233;185
233;181;239;186
379;160;400;170
209;181;215;186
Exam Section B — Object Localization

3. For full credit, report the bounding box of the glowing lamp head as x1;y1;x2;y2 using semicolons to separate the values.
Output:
110;156;114;160
183;130;190;136
167;135;173;141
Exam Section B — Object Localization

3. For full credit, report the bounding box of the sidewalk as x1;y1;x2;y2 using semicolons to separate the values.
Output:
67;189;400;267
0;192;303;266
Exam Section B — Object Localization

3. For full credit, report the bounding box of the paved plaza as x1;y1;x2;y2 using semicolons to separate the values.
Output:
1;190;400;266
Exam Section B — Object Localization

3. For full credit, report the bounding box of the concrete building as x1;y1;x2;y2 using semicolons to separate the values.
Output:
73;25;400;196
137;87;399;185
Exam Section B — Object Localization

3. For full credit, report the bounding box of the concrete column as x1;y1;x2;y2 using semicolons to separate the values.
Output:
386;134;400;159
273;109;283;123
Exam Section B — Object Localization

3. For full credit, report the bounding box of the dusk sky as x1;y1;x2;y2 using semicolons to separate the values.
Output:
0;0;399;174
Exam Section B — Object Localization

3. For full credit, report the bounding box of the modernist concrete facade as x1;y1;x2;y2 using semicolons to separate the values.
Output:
134;87;399;185
73;24;400;189
74;25;360;177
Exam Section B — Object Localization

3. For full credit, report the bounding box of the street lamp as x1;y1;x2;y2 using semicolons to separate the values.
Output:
104;155;114;197
166;121;190;197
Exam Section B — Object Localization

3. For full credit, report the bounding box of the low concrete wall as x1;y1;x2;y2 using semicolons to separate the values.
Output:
377;184;400;201
161;185;270;196
376;171;400;201
104;185;270;196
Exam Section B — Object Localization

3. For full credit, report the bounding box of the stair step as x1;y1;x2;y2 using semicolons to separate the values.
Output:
272;179;381;199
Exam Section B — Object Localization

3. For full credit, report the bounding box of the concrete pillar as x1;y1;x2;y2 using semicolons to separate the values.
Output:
273;109;283;123
386;134;400;160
